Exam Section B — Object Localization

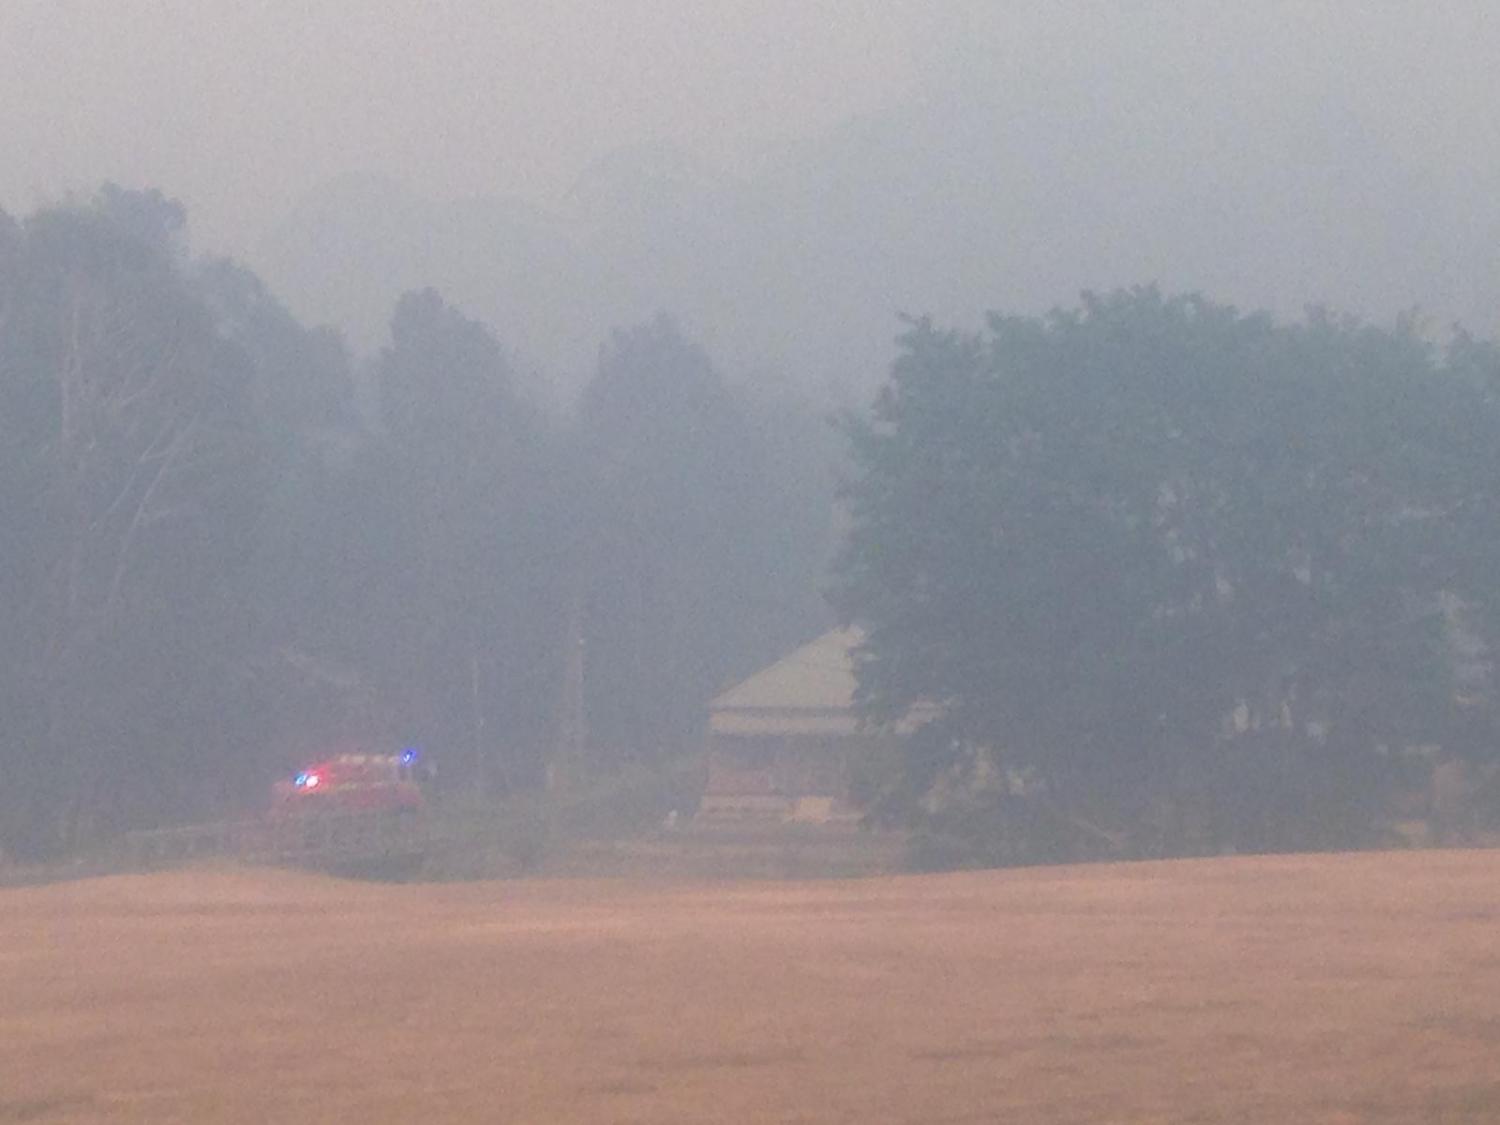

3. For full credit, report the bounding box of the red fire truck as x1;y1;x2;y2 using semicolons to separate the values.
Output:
270;749;431;819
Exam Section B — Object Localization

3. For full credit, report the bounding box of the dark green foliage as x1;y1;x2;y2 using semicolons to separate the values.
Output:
0;188;273;853
0;191;837;859
835;289;1500;858
331;289;569;794
577;314;836;763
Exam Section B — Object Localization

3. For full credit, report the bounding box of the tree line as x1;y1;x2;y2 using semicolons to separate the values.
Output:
0;187;837;858
7;187;1498;866
835;289;1500;862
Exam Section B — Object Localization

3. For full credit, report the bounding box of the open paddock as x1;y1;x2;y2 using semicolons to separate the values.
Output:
3;851;1499;1123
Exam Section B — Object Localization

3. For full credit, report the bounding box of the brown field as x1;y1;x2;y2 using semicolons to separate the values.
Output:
3;851;1500;1124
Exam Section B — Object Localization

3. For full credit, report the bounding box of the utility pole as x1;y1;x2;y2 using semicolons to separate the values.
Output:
471;628;485;794
551;585;586;793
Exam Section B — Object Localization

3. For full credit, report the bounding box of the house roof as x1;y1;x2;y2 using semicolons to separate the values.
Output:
710;628;864;736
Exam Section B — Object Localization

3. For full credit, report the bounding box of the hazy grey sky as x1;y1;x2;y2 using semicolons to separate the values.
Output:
0;0;919;248
4;0;1499;379
4;1;1497;254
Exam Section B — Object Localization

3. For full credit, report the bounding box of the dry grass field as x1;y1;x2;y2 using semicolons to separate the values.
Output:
3;850;1499;1124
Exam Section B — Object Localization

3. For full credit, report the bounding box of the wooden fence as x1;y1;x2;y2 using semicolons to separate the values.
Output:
118;811;430;872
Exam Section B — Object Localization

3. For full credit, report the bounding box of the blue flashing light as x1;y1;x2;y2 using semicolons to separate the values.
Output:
400;748;420;765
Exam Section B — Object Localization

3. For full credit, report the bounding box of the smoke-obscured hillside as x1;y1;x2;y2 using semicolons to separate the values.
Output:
250;83;1500;402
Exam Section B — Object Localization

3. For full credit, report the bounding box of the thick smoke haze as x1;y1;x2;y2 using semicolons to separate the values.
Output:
0;1;912;244
8;10;1500;1117
3;1;1499;394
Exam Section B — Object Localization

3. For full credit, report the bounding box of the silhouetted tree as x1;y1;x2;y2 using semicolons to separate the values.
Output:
323;289;567;793
576;314;837;763
835;289;1500;857
0;189;265;852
